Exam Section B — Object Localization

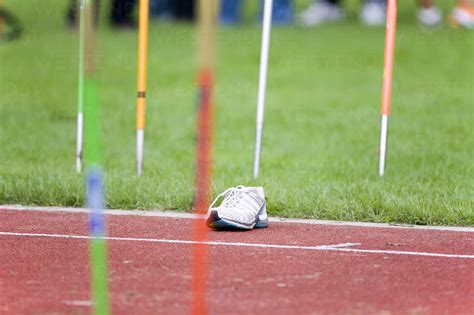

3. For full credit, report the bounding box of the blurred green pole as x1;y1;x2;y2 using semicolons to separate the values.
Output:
82;0;110;314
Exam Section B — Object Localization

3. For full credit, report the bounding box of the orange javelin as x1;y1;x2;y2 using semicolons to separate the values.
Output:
136;0;149;176
378;0;397;177
191;70;213;315
191;1;219;314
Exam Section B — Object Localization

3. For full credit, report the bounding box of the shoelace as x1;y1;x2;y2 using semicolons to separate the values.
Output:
209;186;262;214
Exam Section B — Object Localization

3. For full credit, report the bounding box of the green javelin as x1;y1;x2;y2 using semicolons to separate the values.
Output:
82;0;110;314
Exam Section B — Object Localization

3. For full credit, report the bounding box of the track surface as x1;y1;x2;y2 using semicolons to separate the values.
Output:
0;208;473;315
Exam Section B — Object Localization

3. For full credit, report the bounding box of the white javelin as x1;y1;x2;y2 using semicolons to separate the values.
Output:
253;0;273;179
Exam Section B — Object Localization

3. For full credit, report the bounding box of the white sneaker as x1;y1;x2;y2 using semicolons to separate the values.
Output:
206;186;268;230
299;1;345;27
418;6;442;27
360;2;386;26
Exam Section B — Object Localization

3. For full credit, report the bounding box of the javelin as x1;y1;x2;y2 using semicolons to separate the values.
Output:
82;0;110;314
76;0;85;173
378;0;397;176
136;0;149;176
191;1;218;314
253;0;273;179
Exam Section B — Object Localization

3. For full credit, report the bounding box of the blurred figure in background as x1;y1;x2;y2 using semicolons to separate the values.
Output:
110;0;136;27
67;0;137;28
301;0;473;28
417;0;442;26
405;0;473;27
150;0;174;20
65;0;471;29
147;0;473;27
150;0;195;21
299;0;387;26
220;0;242;25
174;0;195;20
220;0;294;25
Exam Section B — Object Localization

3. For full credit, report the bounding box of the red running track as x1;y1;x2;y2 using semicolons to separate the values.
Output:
0;208;473;315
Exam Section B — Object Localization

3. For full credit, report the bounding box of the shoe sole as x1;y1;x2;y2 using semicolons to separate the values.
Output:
206;205;269;231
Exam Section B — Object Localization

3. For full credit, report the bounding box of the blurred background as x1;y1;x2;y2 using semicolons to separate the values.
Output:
0;1;472;225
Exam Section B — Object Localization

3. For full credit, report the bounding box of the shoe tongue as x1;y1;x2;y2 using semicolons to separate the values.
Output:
234;186;263;198
246;187;256;193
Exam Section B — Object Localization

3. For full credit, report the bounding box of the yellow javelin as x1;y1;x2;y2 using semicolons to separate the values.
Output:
136;0;149;176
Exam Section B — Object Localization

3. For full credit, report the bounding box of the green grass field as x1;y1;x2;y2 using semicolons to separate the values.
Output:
1;1;473;225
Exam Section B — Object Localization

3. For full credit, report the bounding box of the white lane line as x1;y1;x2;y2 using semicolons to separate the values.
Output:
0;205;201;219
0;231;358;250
1;231;473;259
1;205;473;232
